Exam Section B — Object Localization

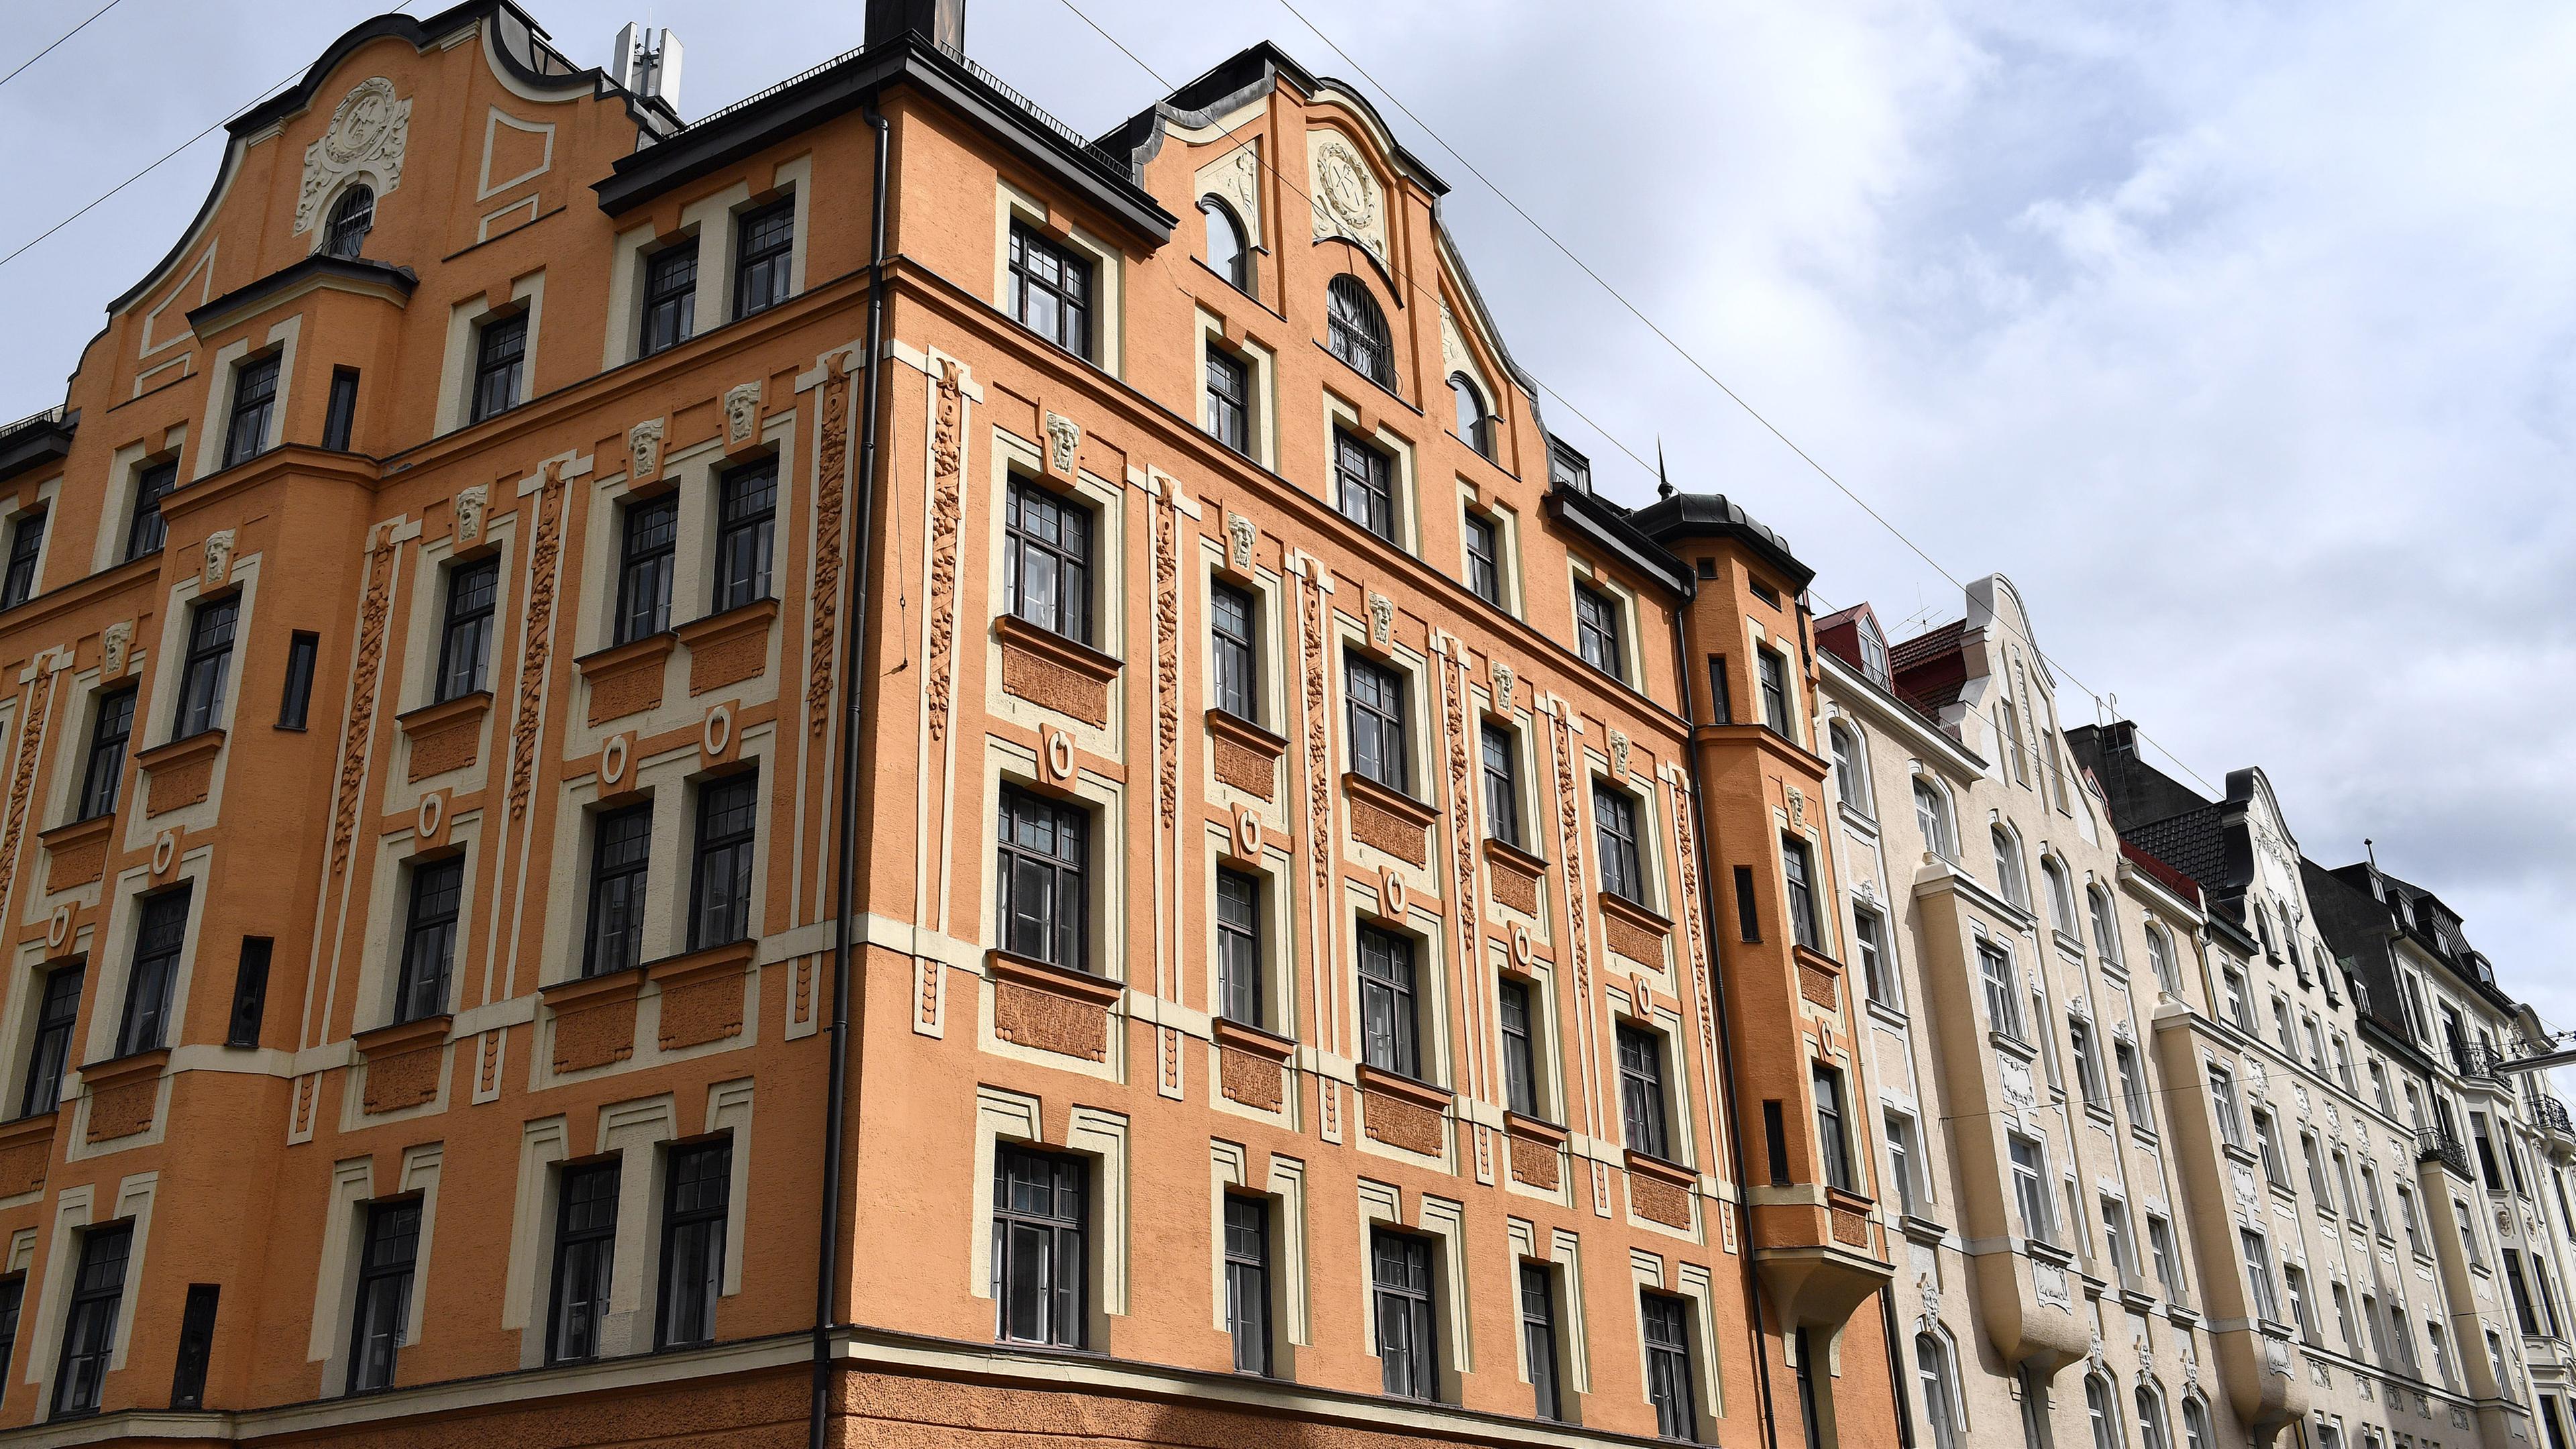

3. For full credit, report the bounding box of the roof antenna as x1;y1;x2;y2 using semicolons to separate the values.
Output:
1655;438;1674;500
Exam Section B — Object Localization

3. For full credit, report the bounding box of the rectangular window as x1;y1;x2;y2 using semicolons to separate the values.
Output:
614;494;678;643
1596;786;1644;904
1617;1023;1670;1161
2254;1111;2288;1189
224;354;280;467
2509;1248;2542;1336
1008;223;1091;356
125;460;176;561
2209;1065;2245;1146
347;1201;419;1393
582;803;653;977
2069;1020;2106;1106
1371;1229;1438;1400
1499;977;1539;1118
656;1139;731;1348
117;886;192;1056
225;936;272;1048
641;239;699;355
1210;582;1256;721
1642;1293;1699;1440
392;857;463;1024
1481;724;1521;848
732;199;795;319
321;366;360;451
52;1225;131;1417
1884;1112;1919;1216
1706;655;1732;725
0;509;46;609
689;772;759;950
1758;647;1791;735
1356;924;1420;1079
2008;1134;2051;1243
1814;1062;1854;1191
173;595;239;739
1764;1100;1790;1185
1345;655;1409;794
168;1282;216;1410
17;965;80;1117
991;1144;1085;1348
1733;865;1760;943
1223;1195;1271;1375
547;1161;619;1363
2115;1040;2148;1124
1205;347;1250;454
468;314;526;423
1979;941;2023;1038
1004;478;1092;643
77;688;134;820
2148;1214;2180;1295
1216;869;1262;1027
2241;1229;2280;1321
1854;907;1892;1006
1519;1263;1562;1421
2102;1196;2133;1274
1332;428;1395;541
1574;583;1623;682
995;786;1087;971
1782;835;1819;950
712;459;777;612
435;557;499;702
277;631;319;730
1463;510;1501;604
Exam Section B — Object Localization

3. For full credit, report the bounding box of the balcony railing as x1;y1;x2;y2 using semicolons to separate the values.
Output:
2418;1127;2472;1178
2534;1095;2573;1136
0;404;68;443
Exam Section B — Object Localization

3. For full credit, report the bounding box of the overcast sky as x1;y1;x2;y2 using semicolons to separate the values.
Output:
4;1;2571;1045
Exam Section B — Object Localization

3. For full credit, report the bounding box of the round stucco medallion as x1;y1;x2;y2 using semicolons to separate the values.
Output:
325;78;400;165
1316;140;1377;235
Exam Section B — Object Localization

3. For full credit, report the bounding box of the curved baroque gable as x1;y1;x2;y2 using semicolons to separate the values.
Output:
1307;129;1386;260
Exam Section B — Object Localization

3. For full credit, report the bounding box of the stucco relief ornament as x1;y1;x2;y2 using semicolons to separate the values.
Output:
1998;1058;2036;1108
2244;1057;2269;1099
1309;135;1383;258
1366;592;1393;649
2068;991;2092;1022
1609;729;1631;779
295;78;411;235
1044;413;1079;474
1786;786;1806;830
201;529;235;590
1225;511;1254;572
2135;1334;2153;1377
2085;1333;2107;1377
2181;1342;2200;1394
723;382;761;443
1490;661;1513;711
100;621;131;678
629;418;664;480
1915;1275;1941;1330
453;484;487;546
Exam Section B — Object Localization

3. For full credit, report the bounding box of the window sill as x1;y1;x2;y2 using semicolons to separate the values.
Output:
75;1046;171;1095
985;947;1122;1008
0;1110;57;1159
676;597;780;694
396;688;492;738
1205;707;1288;763
645;937;757;993
133;727;225;777
2082;1102;2118;1129
37;811;113;859
1482;835;1548;879
1625;1148;1699;1189
1211;1015;1295;1062
352;1012;453;1059
1342;770;1440;867
1354;1062;1452;1113
994;613;1121;727
541;961;649;1011
1503;1110;1568;1146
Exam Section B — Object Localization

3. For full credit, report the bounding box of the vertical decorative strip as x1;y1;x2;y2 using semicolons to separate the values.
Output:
805;354;853;736
920;358;962;744
1152;484;1183;1099
1550;708;1609;1214
1437;645;1489;1183
0;666;56;921
1666;769;1724;1175
507;466;567;822
1294;561;1340;1139
333;532;397;866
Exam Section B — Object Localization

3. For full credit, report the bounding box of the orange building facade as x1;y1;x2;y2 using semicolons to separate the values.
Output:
0;3;1901;1446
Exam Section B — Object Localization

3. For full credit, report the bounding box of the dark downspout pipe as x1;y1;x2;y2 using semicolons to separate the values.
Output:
812;100;892;1449
1667;600;1781;1449
1880;1286;1917;1448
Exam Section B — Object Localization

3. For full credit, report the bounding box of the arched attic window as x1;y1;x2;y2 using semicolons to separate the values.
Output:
325;184;375;259
1200;196;1248;292
1326;274;1395;390
1912;777;1955;861
1449;372;1492;458
1992;826;2029;909
2089;884;2123;963
1827;722;1870;816
2043;857;2078;936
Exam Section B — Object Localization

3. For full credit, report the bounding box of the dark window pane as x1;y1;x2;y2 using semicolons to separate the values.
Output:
1783;836;1820;950
1371;1230;1437;1399
1575;584;1623;682
393;857;463;1023
174;596;239;739
19;966;83;1117
1463;511;1500;604
1596;786;1644;904
226;937;272;1048
1009;225;1091;356
1004;478;1091;643
126;461;176;561
1202;197;1248;291
690;772;759;949
584;804;654;977
1499;977;1538;1118
548;1162;619;1362
732;199;796;319
1357;926;1419;1079
1216;869;1262;1027
1481;724;1520;847
322;368;360;451
1618;1024;1670;1161
1327;276;1393;388
470;315;525;423
995;788;1087;972
225;356;279;467
54;1226;131;1416
278;632;319;730
1;508;46;609
1332;429;1395;541
1223;1195;1270;1373
712;459;778;612
656;1140;731;1348
1205;347;1250;453
1520;1263;1562;1420
641;240;699;355
325;186;374;258
117;888;193;1056
78;689;134;820
437;557;499;702
1643;1293;1698;1438
1210;582;1256;720
616;495;678;643
347;1201;419;1393
991;1146;1086;1348
1346;656;1408;794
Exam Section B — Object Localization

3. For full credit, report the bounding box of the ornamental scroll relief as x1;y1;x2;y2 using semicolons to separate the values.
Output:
1307;131;1387;260
296;78;411;237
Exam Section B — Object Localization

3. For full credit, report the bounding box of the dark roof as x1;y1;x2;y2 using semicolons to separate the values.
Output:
1887;619;1964;676
186;256;417;333
2123;802;2227;892
1546;484;1693;596
2121;839;2201;907
1627;489;1811;590
1097;42;1448;197
2068;722;2212;839
0;407;74;486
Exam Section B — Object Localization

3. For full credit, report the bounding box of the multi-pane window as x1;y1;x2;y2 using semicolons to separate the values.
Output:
1519;1263;1562;1420
1782;835;1820;949
126;460;176;560
732;199;795;319
1829;724;1870;814
657;1140;731;1347
1978;941;2023;1038
1205;347;1250;453
1854;908;1892;1007
347;1200;420;1393
469;314;526;423
77;689;133;820
2069;1020;2107;1106
641;240;699;355
1345;656;1409;794
1758;647;1791;735
117;887;192;1056
224;354;280;467
435;557;498;702
1574;584;1623;682
1499;977;1539;1118
1210;583;1256;721
1884;1111;1919;1216
1222;1195;1271;1375
1617;1023;1670;1160
547;1162;619;1363
1814;1063;1854;1191
1004;478;1091;642
0;509;45;608
1356;924;1421;1079
0;1275;21;1407
2008;1134;2052;1242
1201;197;1248;290
173;595;239;739
1332;428;1395;541
1641;1293;1698;1440
712;460;777;612
1916;1333;1960;1449
2145;926;2178;993
2115;1040;2149;1124
2148;1214;2181;1295
996;787;1086;971
1481;724;1521;848
1216;869;1261;1026
1450;374;1491;458
52;1225;131;1417
1371;1229;1437;1400
2241;1230;2282;1320
1596;786;1644;904
2253;1111;2288;1189
614;494;678;643
690;773;759;949
392;857;463;1024
1008;223;1091;356
582;803;653;977
1463;510;1501;605
2101;1197;2134;1275
991;1145;1085;1348
325;184;374;258
2088;887;2123;963
17;965;81;1118
1326;276;1395;388
1913;779;1953;858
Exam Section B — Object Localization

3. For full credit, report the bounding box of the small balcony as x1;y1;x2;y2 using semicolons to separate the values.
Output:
2534;1094;2574;1142
2418;1127;2472;1179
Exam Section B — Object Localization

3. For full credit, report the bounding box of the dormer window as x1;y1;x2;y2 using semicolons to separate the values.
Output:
1326;275;1393;389
1449;373;1491;458
1856;613;1890;686
1200;197;1248;292
325;185;375;259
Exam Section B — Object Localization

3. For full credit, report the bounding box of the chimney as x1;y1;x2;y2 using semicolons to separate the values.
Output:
865;0;967;50
611;22;685;108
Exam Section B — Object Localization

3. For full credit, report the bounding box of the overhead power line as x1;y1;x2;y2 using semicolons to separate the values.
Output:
0;0;124;94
